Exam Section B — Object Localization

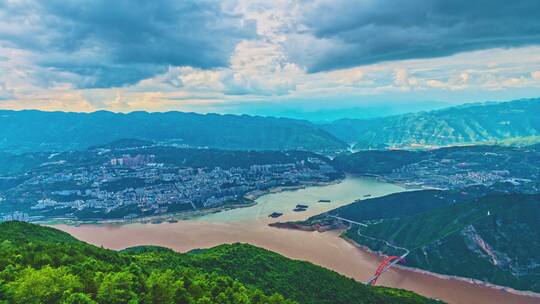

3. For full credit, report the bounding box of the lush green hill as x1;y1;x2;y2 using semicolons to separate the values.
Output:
135;244;435;304
346;194;540;292
0;152;51;176
0;222;436;304
0;110;346;153
302;189;480;227
324;98;540;148
332;149;422;175
135;146;332;170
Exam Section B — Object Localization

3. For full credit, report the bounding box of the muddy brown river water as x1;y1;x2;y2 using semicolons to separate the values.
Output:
56;177;540;304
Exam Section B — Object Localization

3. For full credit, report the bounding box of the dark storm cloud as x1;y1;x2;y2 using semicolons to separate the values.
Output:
0;0;255;88
294;0;540;72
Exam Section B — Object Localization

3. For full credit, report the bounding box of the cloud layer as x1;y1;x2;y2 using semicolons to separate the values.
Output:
0;0;255;88
0;0;540;114
292;0;540;71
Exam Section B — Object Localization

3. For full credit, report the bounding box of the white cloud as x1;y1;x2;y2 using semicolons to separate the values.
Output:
393;68;419;89
426;80;446;89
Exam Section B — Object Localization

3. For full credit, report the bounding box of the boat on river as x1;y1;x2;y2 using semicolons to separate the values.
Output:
268;212;283;218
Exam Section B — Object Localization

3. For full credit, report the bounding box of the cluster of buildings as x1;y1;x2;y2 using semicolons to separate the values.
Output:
1;153;336;221
1;211;30;222
110;154;153;167
387;152;538;190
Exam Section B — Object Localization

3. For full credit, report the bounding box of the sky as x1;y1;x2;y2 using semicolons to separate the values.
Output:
1;0;540;118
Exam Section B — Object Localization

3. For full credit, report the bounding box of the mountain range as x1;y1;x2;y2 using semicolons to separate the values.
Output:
0;110;346;153
323;98;540;148
2;97;540;154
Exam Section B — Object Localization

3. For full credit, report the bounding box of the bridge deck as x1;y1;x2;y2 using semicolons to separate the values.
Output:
327;214;409;285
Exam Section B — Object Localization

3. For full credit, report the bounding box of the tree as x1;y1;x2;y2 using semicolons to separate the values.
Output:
97;271;138;304
62;292;97;304
6;266;81;304
145;270;177;304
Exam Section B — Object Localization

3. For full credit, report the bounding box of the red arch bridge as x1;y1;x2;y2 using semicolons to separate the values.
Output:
366;255;406;285
328;215;409;285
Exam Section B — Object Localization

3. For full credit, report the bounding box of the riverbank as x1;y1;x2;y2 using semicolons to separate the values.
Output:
40;199;257;226
269;220;341;232
340;234;540;301
269;208;540;301
243;178;343;201
360;173;444;191
54;176;538;304
42;178;343;226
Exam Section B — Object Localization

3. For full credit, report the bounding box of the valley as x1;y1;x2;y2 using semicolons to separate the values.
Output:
54;177;540;304
2;3;540;303
1;98;540;304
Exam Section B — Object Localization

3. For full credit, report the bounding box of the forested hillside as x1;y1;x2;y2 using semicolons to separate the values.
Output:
324;98;540;148
304;189;477;225
0;152;51;176
0;110;346;153
346;194;540;292
0;222;436;304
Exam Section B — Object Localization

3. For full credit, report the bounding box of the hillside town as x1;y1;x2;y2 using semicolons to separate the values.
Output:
385;149;539;191
0;151;337;222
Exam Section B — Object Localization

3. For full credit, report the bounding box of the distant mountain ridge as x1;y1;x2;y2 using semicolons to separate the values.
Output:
0;110;347;153
3;97;540;154
323;98;540;148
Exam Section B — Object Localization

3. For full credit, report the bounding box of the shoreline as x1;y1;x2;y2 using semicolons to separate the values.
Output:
52;175;540;304
339;234;540;300
42;177;344;226
39;200;257;226
267;221;540;300
243;178;343;201
361;173;444;191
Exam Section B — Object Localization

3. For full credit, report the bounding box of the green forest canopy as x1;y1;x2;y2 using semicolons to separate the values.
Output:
0;222;437;304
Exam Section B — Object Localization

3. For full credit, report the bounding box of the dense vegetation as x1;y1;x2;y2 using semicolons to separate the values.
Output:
331;144;540;176
135;147;331;170
135;245;436;304
346;194;540;292
0;110;346;153
324;98;540;148
0;152;51;176
304;189;483;226
0;222;436;304
332;150;421;175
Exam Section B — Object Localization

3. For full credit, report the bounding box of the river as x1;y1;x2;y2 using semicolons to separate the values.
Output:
55;176;540;304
